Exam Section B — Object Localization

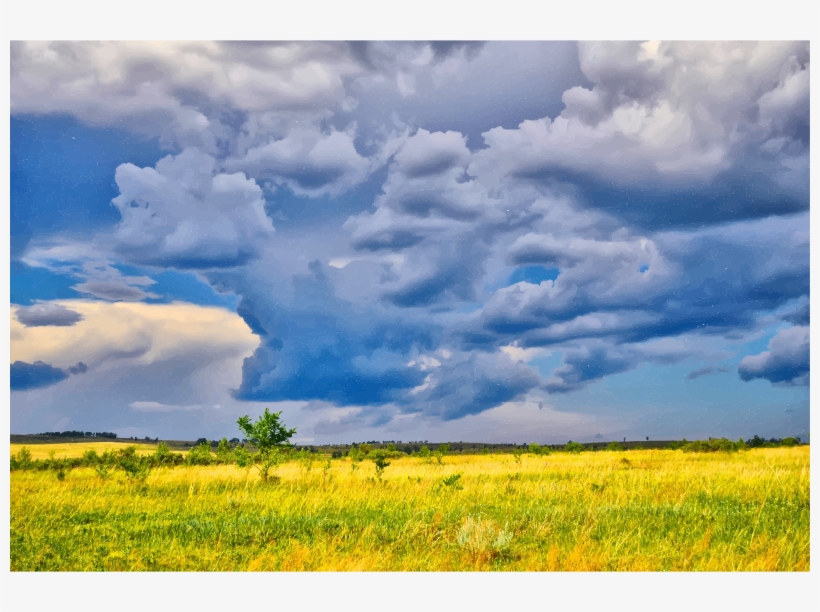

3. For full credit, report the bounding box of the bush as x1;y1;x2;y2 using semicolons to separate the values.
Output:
186;441;214;466
680;438;742;453
10;447;32;471
606;441;625;451
234;446;252;468
565;441;584;453
120;456;151;482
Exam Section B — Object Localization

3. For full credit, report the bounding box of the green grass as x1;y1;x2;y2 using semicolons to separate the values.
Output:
10;447;809;571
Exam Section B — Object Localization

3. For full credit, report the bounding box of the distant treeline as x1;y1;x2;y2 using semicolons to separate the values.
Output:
37;431;118;439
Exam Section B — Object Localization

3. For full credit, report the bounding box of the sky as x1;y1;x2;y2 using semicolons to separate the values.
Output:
9;41;810;444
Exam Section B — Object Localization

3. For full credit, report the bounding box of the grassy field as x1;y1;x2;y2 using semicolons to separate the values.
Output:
10;441;157;460
10;445;809;571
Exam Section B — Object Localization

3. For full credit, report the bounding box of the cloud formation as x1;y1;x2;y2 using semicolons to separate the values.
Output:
14;302;83;327
111;148;274;269
738;326;809;386
10;42;810;439
11;360;69;391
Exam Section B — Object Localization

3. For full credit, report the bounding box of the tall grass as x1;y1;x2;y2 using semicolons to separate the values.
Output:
10;447;809;571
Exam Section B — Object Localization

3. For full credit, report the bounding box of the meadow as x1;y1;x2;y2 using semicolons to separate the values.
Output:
10;441;157;460
10;444;809;571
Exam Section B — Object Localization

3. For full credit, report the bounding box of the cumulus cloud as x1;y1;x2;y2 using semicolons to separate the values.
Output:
226;126;370;197
10;300;259;370
11;41;368;149
111;148;274;269
398;350;542;420
471;41;809;227
393;129;470;178
15;302;83;327
738;325;809;386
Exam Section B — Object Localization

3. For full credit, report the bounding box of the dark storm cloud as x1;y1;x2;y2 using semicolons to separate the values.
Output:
11;360;68;390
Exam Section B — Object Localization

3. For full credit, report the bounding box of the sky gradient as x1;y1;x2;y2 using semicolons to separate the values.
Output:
10;41;810;444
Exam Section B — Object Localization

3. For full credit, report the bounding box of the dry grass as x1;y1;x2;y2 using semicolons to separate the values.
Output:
10;446;809;571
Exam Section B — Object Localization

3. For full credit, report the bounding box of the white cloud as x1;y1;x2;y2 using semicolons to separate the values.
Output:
472;41;809;190
10;300;260;370
739;325;809;386
226;126;370;197
111;148;274;269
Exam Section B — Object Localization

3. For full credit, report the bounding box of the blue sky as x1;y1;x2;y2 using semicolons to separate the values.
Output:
10;41;809;443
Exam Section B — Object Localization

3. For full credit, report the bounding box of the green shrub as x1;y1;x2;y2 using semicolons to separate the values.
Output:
10;447;32;471
120;457;151;482
565;441;584;453
186;441;214;466
82;449;100;464
371;450;391;479
442;473;463;489
680;438;741;453
234;446;252;468
606;441;625;451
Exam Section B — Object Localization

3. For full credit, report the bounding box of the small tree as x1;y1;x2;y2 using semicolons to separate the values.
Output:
348;446;364;472
371;450;391;480
237;408;296;482
435;443;450;466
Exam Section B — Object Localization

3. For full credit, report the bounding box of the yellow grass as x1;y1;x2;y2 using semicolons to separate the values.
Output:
10;441;156;460
10;446;809;571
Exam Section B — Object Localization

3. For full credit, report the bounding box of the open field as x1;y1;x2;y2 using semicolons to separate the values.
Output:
10;441;158;460
10;446;809;571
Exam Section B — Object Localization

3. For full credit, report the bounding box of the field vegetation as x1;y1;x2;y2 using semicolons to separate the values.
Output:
10;437;809;571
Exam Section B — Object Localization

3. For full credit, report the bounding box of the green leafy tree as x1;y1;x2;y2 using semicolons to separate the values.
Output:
528;443;542;456
237;408;297;481
606;441;626;451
